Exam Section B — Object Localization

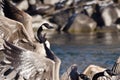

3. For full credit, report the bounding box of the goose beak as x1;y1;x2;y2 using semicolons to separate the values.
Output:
42;23;54;29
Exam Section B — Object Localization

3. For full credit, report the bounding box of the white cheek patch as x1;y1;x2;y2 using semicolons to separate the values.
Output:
45;40;50;49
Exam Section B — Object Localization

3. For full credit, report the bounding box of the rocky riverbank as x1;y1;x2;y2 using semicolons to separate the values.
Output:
3;0;120;34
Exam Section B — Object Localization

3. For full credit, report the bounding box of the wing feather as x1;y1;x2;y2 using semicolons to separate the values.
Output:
0;41;55;79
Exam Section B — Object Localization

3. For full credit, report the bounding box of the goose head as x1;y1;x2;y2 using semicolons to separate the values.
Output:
104;69;115;77
36;23;53;48
39;23;53;30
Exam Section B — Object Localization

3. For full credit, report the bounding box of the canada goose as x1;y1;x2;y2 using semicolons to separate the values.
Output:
92;57;120;80
2;0;35;42
0;40;57;80
92;69;116;80
0;0;59;80
0;22;61;80
42;38;61;80
0;34;61;80
36;23;61;80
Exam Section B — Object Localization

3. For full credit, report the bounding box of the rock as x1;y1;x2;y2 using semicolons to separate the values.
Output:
49;7;75;31
28;0;36;5
16;0;29;10
32;15;56;29
102;5;118;27
44;0;60;5
68;13;96;33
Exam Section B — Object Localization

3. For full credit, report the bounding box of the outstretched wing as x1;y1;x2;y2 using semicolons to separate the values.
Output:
0;15;34;51
0;40;55;80
2;0;35;41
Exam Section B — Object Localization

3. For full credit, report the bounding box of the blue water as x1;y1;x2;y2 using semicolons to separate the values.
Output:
48;32;120;74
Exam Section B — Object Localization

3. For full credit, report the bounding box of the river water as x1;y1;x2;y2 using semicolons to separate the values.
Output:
48;31;120;74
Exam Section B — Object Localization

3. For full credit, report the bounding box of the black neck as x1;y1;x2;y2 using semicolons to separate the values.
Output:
92;72;104;80
37;26;45;43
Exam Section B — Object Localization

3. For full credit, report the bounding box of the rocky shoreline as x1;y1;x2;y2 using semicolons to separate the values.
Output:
4;0;120;34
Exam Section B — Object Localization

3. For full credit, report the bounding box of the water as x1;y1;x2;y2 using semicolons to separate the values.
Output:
47;31;120;74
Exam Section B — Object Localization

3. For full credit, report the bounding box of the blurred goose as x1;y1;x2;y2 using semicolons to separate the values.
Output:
92;57;120;80
0;40;57;80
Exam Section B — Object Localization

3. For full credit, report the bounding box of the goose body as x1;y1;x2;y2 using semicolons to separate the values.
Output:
91;57;120;80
